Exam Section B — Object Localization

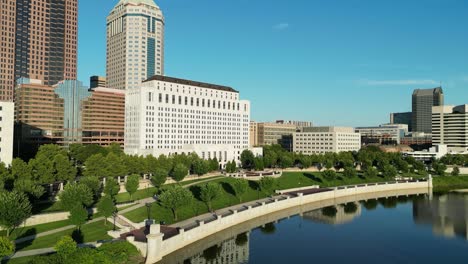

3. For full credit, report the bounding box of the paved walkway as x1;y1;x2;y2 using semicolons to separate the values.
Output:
6;242;101;260
14;216;106;244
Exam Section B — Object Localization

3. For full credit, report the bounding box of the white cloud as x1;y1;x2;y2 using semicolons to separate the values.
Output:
361;79;439;86
273;23;289;30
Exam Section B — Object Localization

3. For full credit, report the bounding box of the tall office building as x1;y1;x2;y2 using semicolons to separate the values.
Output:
125;75;251;168
412;88;444;133
107;0;165;90
0;0;78;101
432;105;468;152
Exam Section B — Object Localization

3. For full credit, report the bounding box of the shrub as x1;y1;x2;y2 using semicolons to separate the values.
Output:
322;170;336;180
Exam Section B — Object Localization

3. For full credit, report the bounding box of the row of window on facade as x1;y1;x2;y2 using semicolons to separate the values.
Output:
148;92;245;111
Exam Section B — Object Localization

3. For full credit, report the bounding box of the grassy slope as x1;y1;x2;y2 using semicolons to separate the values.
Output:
114;176;223;204
0;220;71;241
123;171;389;224
15;220;114;252
433;175;468;192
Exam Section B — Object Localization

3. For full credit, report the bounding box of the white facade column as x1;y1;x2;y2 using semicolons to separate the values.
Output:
145;224;164;264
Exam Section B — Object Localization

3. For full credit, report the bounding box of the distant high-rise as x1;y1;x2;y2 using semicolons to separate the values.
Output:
412;88;443;133
0;0;78;101
107;0;165;90
90;76;107;88
432;105;468;152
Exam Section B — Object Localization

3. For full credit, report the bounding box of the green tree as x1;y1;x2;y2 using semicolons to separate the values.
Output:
172;164;188;183
0;191;32;237
225;161;237;173
395;159;409;173
433;162;447;176
97;196;116;225
208;158;219;172
343;167;357;178
83;154;107;178
29;155;55;184
452;166;460;176
230;178;249;202
69;205;88;230
0;236;15;258
200;183;222;211
54;154;77;182
322;169;336;180
150;168;167;190
107;143;123;155
104;178;120;198
192;159;208;176
158;185;194;221
0;162;10;185
79;176;101;197
259;177;276;194
13;179;45;199
11;158;31;180
279;155;293;169
324;160;334;170
59;183;94;210
54;235;77;257
105;153;126;178
364;167;378;178
240;150;255;170
125;174;140;200
383;165;398;179
69;144;107;165
35;144;67;160
254;157;265;171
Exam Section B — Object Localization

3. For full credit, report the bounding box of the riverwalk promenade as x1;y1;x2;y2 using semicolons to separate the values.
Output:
116;179;432;264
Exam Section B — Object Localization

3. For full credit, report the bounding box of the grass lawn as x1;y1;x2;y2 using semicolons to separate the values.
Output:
31;201;65;214
433;175;468;192
15;220;114;252
3;255;39;264
123;171;391;224
114;175;224;204
0;220;71;241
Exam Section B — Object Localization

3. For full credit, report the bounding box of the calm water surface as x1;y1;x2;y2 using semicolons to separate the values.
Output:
161;193;468;264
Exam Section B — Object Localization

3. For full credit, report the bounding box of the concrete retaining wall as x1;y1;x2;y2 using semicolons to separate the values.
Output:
144;180;431;263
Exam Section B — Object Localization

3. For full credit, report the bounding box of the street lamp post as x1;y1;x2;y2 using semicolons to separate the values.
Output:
112;212;117;231
146;203;151;225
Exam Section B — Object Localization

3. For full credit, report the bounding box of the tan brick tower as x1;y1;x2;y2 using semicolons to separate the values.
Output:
0;0;78;102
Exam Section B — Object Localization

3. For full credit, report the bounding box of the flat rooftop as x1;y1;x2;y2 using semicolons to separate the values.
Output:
144;75;238;93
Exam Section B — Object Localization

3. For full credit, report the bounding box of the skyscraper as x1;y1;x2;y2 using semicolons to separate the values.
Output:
107;0;165;90
412;87;444;133
0;0;78;101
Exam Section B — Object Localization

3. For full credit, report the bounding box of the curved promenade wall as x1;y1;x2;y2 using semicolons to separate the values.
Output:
144;180;432;263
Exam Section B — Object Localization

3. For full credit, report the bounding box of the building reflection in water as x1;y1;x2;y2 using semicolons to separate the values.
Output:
182;232;250;264
413;193;468;240
302;202;362;225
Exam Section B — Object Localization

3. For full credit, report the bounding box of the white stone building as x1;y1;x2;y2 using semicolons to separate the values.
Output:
124;76;251;168
0;102;14;166
432;105;468;152
293;127;361;154
106;0;164;90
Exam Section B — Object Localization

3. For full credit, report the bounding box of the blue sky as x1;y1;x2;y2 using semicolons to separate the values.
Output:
78;0;468;126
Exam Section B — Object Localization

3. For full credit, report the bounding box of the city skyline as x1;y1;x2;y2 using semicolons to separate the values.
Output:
77;0;468;126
